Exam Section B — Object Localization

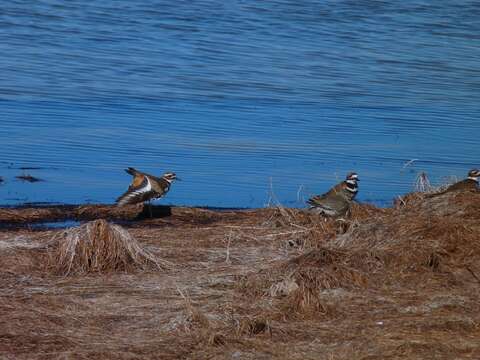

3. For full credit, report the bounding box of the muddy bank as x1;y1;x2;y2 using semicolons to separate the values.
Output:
1;191;480;359
0;203;265;226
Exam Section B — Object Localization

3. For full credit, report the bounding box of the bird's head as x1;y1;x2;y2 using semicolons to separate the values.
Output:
163;172;180;183
345;172;359;185
468;169;480;182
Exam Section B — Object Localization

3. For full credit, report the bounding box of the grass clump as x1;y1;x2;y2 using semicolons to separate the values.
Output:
239;247;380;317
48;219;169;275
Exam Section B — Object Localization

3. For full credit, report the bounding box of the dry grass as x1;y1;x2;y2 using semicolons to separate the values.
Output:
0;206;70;224
276;248;376;315
0;204;160;225
414;171;432;192
238;245;382;318
239;189;480;320
48;219;170;275
394;171;463;208
1;190;480;359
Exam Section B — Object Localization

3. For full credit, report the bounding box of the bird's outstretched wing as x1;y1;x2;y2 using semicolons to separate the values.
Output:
116;175;153;206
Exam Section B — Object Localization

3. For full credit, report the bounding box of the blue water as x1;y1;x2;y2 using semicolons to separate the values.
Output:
1;0;479;208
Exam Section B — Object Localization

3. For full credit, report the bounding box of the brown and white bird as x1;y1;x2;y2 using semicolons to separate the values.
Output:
116;167;179;206
307;172;359;217
430;168;479;196
444;169;479;192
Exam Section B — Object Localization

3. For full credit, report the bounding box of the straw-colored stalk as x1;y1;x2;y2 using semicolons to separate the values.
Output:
49;219;171;275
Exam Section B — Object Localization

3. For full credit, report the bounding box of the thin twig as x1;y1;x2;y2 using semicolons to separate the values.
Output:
263;229;311;238
225;231;233;264
402;159;419;170
297;184;305;203
465;266;480;285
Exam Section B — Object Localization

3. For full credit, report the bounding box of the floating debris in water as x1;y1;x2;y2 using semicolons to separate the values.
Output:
16;174;43;182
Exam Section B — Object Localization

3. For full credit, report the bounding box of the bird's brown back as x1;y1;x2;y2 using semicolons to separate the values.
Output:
445;178;478;192
131;173;146;188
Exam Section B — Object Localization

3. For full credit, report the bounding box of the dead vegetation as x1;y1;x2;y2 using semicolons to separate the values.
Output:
0;204;240;226
1;189;480;359
48;219;169;275
0;204;144;224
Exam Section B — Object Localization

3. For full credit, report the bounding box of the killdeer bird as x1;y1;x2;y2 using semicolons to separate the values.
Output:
432;169;480;195
116;167;180;208
307;172;359;217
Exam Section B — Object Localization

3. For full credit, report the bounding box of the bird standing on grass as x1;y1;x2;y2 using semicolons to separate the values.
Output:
116;168;180;215
444;169;479;192
307;172;359;217
428;169;479;197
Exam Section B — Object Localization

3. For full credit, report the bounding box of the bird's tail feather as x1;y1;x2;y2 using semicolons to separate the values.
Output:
125;167;138;176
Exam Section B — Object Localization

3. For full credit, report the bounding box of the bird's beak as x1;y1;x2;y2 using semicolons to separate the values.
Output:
176;177;182;181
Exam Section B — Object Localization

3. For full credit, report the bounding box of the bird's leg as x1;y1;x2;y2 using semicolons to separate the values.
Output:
148;200;153;218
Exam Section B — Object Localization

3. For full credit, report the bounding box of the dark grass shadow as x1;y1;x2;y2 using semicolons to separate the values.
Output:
0;203;252;229
135;205;172;220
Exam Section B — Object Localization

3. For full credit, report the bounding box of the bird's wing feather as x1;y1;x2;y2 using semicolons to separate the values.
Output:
131;173;146;188
307;190;351;216
307;182;344;206
116;176;153;206
307;193;328;206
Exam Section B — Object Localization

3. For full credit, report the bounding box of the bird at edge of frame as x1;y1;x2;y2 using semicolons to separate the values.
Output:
116;167;180;217
306;172;359;218
427;168;479;198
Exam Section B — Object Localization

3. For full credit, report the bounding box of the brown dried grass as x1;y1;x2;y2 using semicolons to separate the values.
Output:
240;190;480;320
259;203;378;250
278;248;377;315
283;249;371;289
2;191;480;359
0;204;162;225
48;219;170;275
335;191;480;288
0;207;70;223
239;246;382;317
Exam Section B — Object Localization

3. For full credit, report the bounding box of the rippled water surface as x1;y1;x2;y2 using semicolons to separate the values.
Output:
1;0;479;207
